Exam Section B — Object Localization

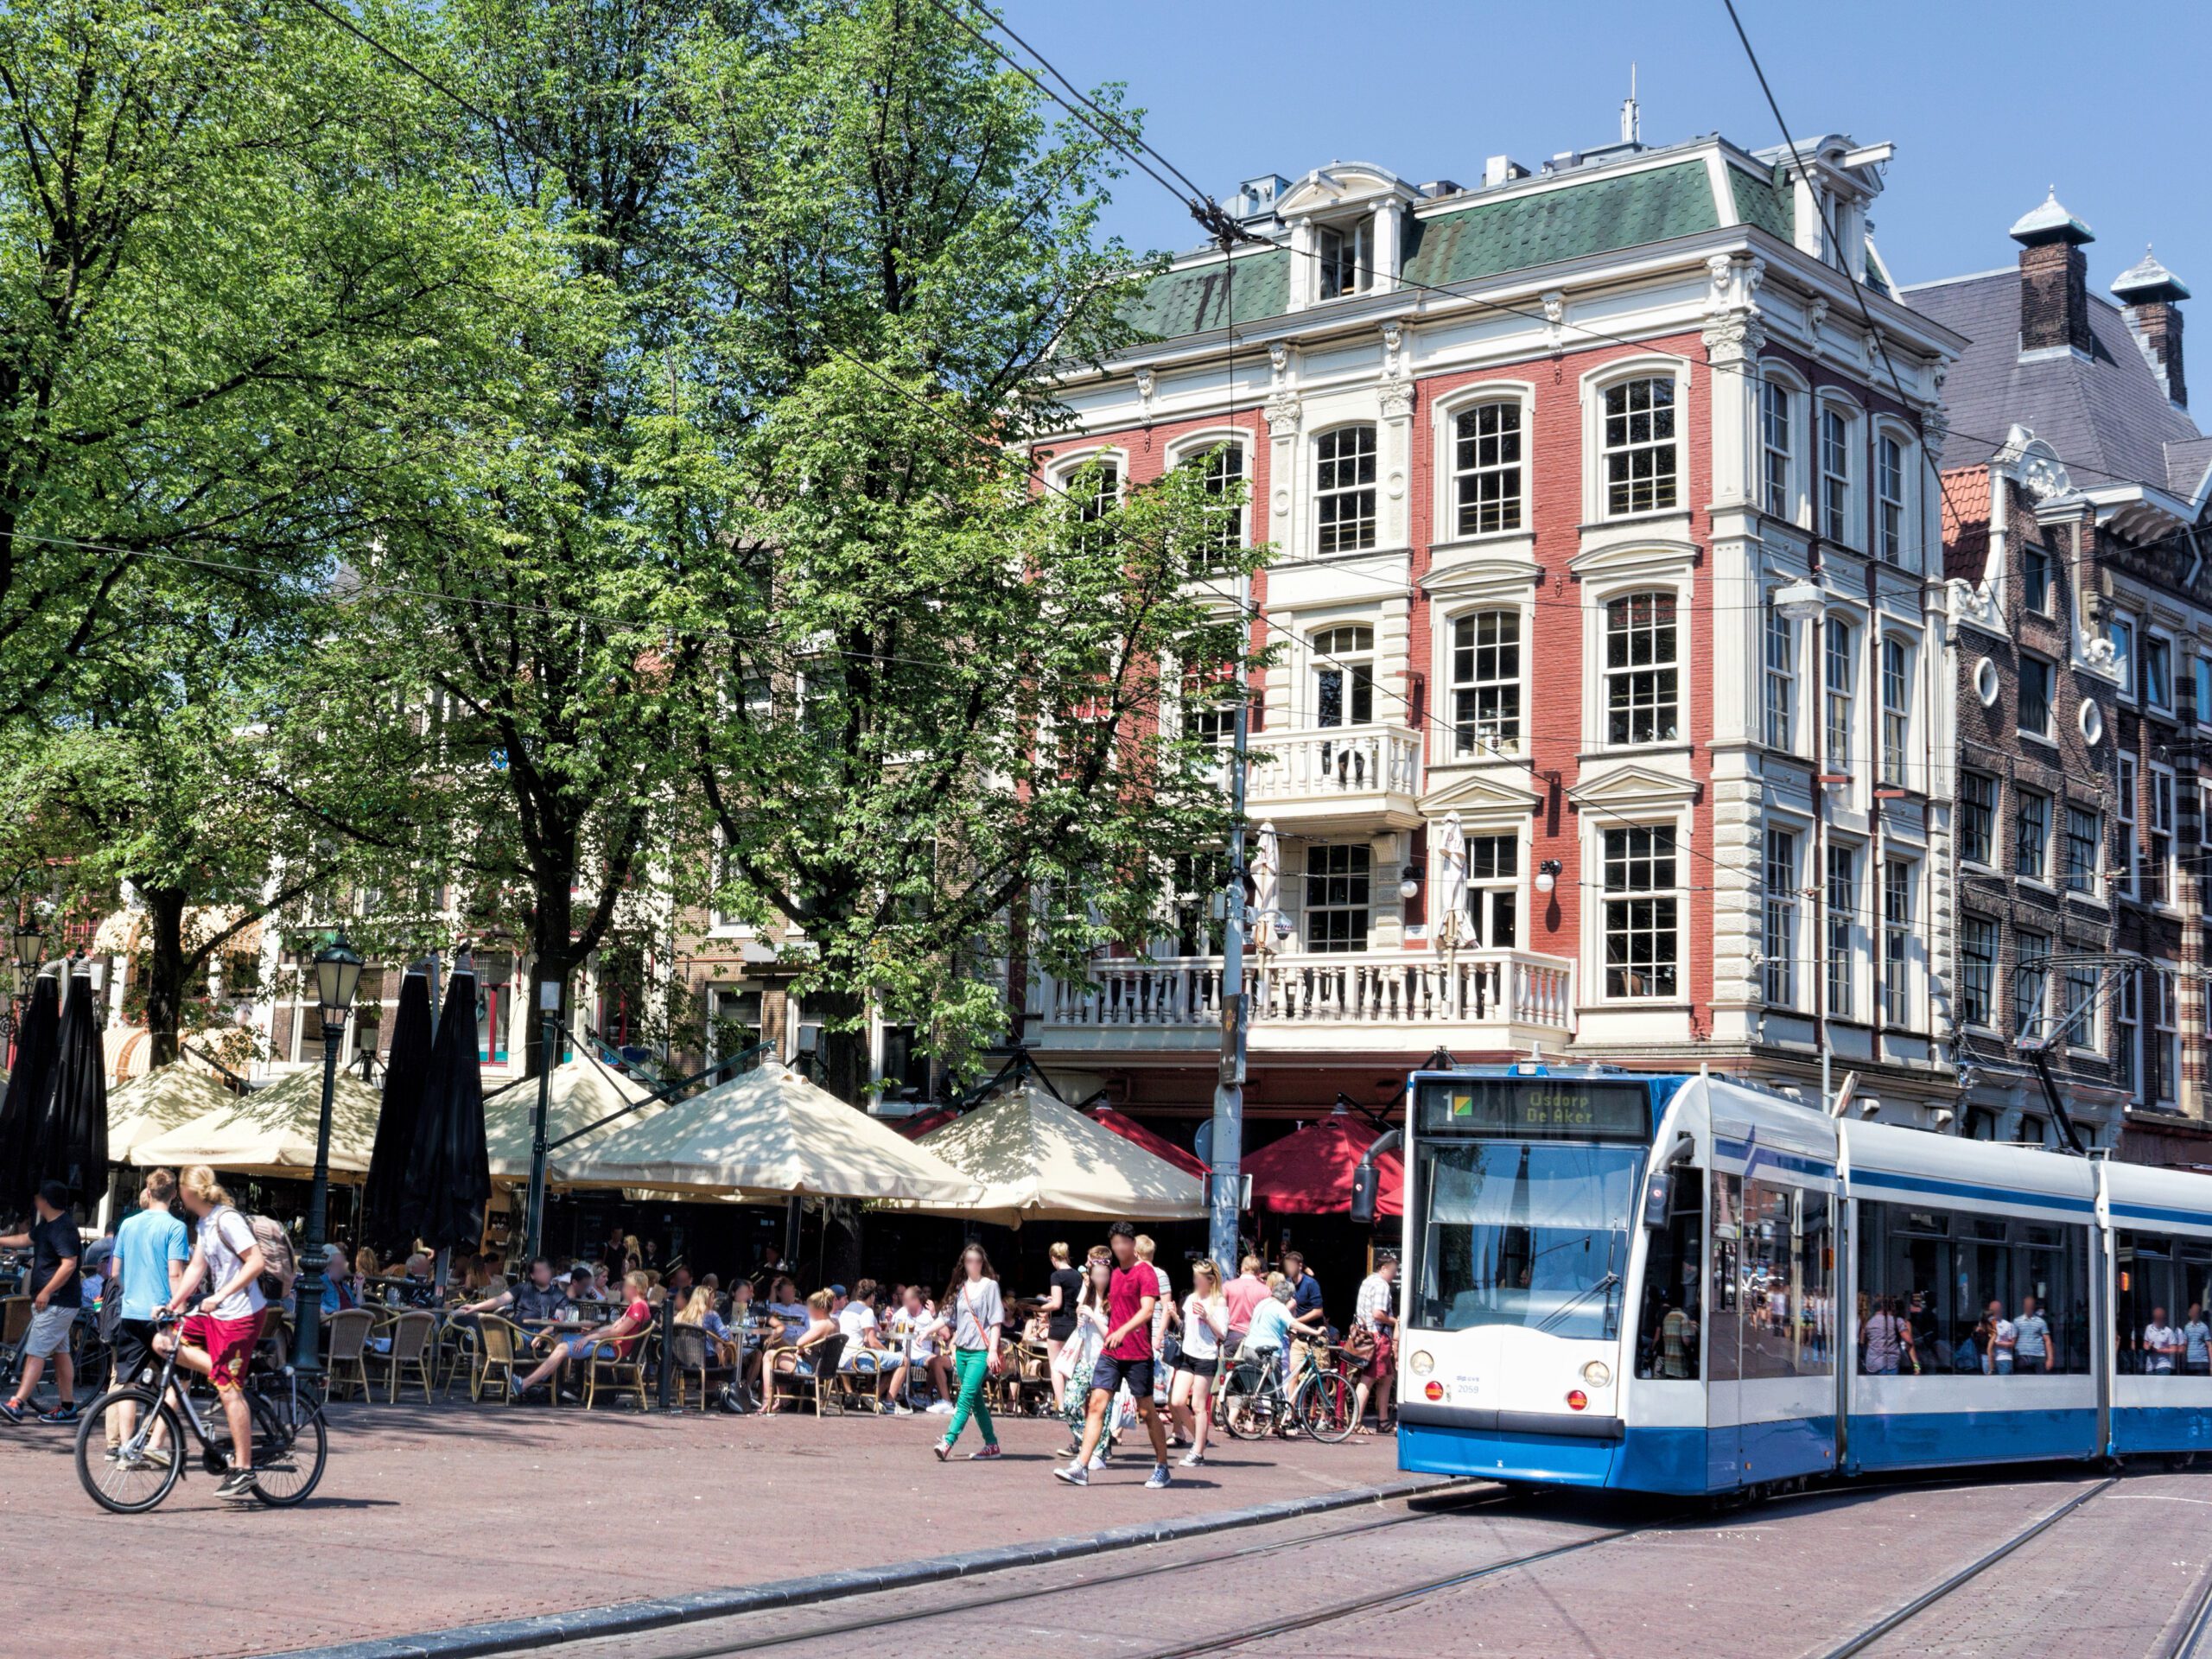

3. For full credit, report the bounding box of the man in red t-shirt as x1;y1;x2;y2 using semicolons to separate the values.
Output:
1056;1222;1173;1488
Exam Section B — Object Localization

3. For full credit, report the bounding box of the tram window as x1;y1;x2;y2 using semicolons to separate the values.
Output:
1635;1170;1703;1381
1734;1179;1835;1379
2113;1230;2212;1376
1855;1200;2089;1376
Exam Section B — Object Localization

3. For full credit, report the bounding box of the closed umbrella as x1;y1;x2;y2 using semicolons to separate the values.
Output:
1433;811;1469;951
30;973;108;1205
0;973;60;1222
363;971;434;1252
398;969;491;1253
1251;822;1281;952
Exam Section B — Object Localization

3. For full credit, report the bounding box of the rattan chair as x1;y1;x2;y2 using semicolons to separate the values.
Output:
666;1322;735;1408
469;1315;526;1402
323;1308;376;1402
766;1332;848;1416
582;1328;657;1411
378;1311;437;1404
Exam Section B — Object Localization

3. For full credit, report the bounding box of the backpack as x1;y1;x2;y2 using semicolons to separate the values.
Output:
245;1211;298;1305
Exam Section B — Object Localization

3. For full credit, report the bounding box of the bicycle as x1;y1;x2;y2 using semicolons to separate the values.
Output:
1217;1340;1359;1444
73;1310;327;1513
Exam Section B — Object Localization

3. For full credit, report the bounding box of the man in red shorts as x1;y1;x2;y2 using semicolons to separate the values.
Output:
160;1166;268;1503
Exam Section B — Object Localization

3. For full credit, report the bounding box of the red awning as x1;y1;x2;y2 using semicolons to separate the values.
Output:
1086;1105;1209;1179
1242;1113;1402;1217
896;1105;961;1140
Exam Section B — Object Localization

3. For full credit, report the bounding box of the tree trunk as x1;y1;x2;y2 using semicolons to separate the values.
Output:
808;986;868;1286
525;873;577;1078
141;885;190;1067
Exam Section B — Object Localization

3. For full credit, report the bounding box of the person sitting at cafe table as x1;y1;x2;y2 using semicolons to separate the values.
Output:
509;1270;655;1399
460;1255;569;1323
565;1265;596;1305
763;1290;840;1413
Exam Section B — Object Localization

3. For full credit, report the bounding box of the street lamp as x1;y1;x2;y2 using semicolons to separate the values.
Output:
3;914;42;1050
292;934;362;1381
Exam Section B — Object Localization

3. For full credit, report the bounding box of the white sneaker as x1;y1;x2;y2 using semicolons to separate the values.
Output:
926;1401;953;1414
1179;1451;1205;1468
1052;1463;1089;1486
1087;1450;1107;1471
892;1402;914;1417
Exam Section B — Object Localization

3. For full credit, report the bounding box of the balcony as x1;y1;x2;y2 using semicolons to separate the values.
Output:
1038;949;1575;1055
1245;723;1423;831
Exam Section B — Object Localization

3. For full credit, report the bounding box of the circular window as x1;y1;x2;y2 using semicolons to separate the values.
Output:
1974;658;2000;706
2080;699;2104;746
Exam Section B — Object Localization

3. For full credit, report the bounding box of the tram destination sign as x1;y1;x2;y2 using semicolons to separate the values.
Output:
1415;1078;1649;1141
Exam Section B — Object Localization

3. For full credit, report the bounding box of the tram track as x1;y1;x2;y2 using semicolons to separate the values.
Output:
1808;1475;2120;1659
556;1482;1516;1659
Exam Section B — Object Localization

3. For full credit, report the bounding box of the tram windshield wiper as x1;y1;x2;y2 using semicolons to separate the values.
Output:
1535;1269;1620;1335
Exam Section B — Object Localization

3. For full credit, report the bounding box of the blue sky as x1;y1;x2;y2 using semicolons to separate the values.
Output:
998;0;2209;302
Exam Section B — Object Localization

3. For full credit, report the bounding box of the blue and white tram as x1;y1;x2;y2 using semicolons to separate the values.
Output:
1394;1065;2212;1494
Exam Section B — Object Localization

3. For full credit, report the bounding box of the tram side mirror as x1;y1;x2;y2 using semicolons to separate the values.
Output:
1641;1171;1675;1231
1351;1160;1381;1225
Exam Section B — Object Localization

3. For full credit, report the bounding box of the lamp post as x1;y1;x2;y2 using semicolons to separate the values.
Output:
4;915;41;1053
292;934;362;1379
1771;580;1835;1115
523;977;560;1262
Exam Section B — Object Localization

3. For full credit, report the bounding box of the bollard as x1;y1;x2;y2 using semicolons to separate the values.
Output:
657;1293;676;1412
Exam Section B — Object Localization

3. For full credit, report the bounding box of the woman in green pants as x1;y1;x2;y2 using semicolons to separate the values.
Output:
934;1243;1005;1461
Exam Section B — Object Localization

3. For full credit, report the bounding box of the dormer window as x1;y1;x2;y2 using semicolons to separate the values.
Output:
1317;218;1372;300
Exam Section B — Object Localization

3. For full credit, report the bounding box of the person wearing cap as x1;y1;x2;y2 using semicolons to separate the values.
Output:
0;1180;84;1424
1351;1254;1400;1435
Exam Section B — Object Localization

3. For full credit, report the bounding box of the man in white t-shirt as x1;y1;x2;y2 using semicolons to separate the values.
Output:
835;1280;900;1408
160;1167;268;1504
885;1284;949;1414
1984;1300;2017;1374
2144;1306;2183;1375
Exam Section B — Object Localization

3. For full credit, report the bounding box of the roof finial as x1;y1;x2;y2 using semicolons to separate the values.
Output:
1620;62;1640;147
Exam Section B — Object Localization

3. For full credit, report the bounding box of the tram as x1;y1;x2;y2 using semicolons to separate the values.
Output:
1393;1064;2212;1494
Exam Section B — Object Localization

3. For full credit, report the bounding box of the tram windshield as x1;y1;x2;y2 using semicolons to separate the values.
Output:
1409;1140;1644;1338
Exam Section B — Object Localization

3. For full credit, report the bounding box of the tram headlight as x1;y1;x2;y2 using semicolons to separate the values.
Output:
1580;1360;1612;1388
1409;1350;1434;1376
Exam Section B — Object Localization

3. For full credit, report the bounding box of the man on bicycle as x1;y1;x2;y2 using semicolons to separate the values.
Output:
157;1166;267;1504
0;1179;84;1425
106;1168;190;1464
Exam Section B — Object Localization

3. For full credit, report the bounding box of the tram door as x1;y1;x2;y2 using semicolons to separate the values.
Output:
1707;1169;1745;1487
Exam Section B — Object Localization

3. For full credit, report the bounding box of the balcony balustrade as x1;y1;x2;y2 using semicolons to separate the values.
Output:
1243;723;1423;830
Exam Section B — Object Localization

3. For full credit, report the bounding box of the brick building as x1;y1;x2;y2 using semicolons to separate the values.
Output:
1910;194;2212;1154
1023;124;1966;1143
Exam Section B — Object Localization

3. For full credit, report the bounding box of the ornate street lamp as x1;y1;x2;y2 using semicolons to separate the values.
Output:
291;934;362;1380
3;913;42;1047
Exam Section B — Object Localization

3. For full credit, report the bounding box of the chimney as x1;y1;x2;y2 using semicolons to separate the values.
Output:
2008;188;2095;358
2113;245;2190;409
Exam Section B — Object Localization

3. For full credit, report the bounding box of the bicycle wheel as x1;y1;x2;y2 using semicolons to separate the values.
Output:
247;1387;327;1505
74;1389;185;1514
1220;1376;1277;1441
1294;1370;1357;1443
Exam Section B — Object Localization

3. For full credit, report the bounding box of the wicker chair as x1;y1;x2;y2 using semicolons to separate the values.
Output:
378;1311;438;1404
666;1322;734;1409
468;1316;526;1402
766;1332;849;1417
322;1308;377;1402
582;1328;657;1412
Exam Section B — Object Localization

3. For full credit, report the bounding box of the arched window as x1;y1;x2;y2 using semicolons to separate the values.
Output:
1759;378;1793;517
1602;593;1679;745
1312;625;1375;728
1875;433;1907;564
1601;378;1677;515
1452;402;1523;534
1179;441;1246;564
1315;426;1377;553
1451;611;1521;756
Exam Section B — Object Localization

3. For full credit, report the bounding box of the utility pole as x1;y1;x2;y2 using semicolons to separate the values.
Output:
524;977;559;1261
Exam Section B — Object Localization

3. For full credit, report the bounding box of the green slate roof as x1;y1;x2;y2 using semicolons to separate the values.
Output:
1400;161;1719;290
1728;162;1794;245
1122;248;1291;338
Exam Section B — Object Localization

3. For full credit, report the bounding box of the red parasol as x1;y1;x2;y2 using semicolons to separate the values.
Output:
896;1104;961;1141
1085;1105;1209;1178
1242;1113;1403;1217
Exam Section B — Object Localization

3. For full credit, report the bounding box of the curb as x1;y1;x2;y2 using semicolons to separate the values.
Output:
274;1473;1462;1659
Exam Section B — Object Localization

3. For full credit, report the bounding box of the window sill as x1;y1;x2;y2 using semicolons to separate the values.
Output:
2017;877;2059;898
2060;889;2108;909
1960;861;2000;878
1580;508;1691;533
2016;730;2060;752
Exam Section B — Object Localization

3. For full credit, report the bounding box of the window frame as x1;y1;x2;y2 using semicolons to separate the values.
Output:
2021;539;2056;616
1587;364;1686;522
1601;589;1682;748
2014;786;2052;885
1758;370;1797;520
1764;607;1798;753
1827;842;1859;1021
2149;760;2177;907
2018;653;2057;742
1166;430;1251;568
1960;772;1998;868
1879;634;1911;789
1824;615;1856;774
1309;622;1377;730
2144;629;2177;714
1874;427;1909;566
1881;858;1913;1027
2118;753;2139;900
2110;615;2137;706
1816;400;1855;546
1599;823;1682;1001
2061;803;2101;896
1316;216;1373;302
1303;841;1372;952
1764;824;1801;1008
2012;928;2050;1043
1450;398;1526;537
1449;607;1523;758
1959;913;1999;1030
1313;423;1380;556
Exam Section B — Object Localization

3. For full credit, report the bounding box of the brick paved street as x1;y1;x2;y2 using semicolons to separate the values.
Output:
0;1397;1401;1659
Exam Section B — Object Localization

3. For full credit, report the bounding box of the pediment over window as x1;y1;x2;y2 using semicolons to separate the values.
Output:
1568;761;1700;813
1567;536;1699;582
1422;768;1542;818
1423;551;1541;601
1276;163;1422;219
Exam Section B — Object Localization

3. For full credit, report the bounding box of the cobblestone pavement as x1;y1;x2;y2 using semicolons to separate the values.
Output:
0;1396;1400;1659
525;1467;2212;1659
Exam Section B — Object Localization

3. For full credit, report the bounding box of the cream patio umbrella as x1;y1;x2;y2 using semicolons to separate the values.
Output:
557;1059;982;1206
916;1077;1206;1225
108;1064;241;1160
128;1066;383;1180
481;1052;658;1185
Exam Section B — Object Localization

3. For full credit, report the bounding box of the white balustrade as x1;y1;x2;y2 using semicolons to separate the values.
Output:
1245;724;1421;804
1042;949;1574;1038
